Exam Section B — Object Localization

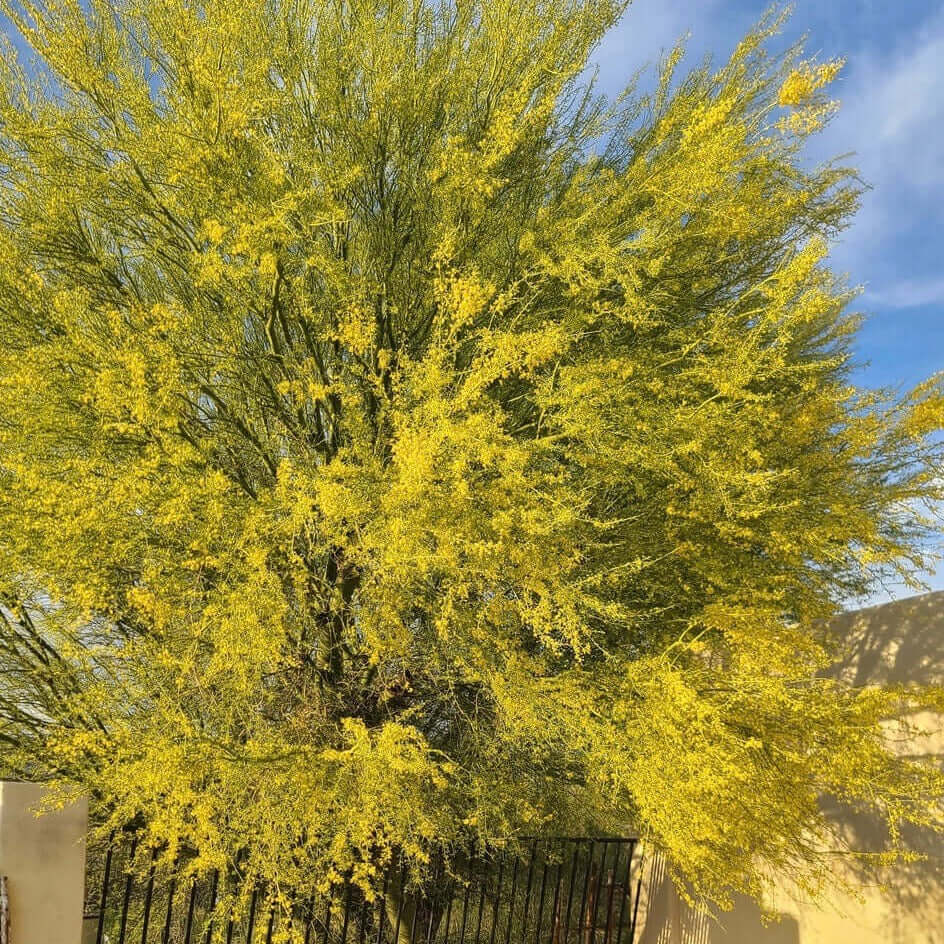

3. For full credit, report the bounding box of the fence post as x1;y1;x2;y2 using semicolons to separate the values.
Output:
1;874;9;944
0;781;88;944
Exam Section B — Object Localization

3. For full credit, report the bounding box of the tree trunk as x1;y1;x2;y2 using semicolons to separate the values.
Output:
382;860;454;944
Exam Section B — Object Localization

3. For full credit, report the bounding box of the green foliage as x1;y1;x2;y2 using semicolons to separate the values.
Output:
1;0;943;918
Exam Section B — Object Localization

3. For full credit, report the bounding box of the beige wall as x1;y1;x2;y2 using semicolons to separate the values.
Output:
0;781;88;944
636;591;944;944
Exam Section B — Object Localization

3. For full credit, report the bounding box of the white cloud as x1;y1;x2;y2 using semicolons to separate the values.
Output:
597;2;944;311
816;7;944;273
864;276;944;310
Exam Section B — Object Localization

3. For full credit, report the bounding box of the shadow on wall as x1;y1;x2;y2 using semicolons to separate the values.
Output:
637;857;798;944
823;591;944;925
825;590;944;689
636;591;944;944
706;897;799;944
636;854;710;944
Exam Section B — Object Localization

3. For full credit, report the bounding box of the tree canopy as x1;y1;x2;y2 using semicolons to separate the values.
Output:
1;0;943;918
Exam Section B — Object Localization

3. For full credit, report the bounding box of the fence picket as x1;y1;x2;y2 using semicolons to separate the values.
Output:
86;836;644;944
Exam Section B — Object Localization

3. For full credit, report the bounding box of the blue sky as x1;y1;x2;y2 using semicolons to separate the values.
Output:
594;0;944;603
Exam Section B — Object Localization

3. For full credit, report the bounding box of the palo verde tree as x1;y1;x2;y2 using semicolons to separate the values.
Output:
1;0;943;920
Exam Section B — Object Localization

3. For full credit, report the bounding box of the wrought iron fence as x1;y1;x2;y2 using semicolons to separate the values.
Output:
85;837;645;944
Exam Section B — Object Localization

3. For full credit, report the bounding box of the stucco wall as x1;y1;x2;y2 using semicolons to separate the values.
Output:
635;591;944;943
0;781;88;944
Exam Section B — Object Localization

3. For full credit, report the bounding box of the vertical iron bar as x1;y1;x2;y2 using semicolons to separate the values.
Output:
245;886;260;944
340;878;354;944
408;873;421;944
627;850;644;944
376;866;391;944
141;847;158;944
575;842;594;944
487;850;505;944
118;837;139;944
183;878;198;944
601;844;621;944
457;844;474;944
204;869;220;944
322;882;335;944
519;840;538;944
613;844;632;944
95;836;115;944
360;887;371;944
425;856;443;944
303;894;317;944
532;859;549;944
502;852;520;944
162;858;180;944
441;860;457;944
562;844;580;944
285;893;298;940
549;862;563;944
472;855;486;944
225;851;245;944
392;856;408;944
589;842;610;944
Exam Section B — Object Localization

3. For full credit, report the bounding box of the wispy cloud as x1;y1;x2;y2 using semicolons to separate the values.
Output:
865;276;944;311
597;2;944;312
816;7;944;277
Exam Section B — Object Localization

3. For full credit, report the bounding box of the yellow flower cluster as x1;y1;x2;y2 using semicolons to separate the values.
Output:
0;0;941;931
778;59;844;106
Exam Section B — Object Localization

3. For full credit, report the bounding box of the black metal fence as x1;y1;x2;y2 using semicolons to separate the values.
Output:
85;837;645;944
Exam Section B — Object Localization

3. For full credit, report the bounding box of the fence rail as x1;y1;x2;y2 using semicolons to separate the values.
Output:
85;837;645;944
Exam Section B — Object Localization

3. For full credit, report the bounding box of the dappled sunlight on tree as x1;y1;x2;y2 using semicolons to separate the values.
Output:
0;0;942;929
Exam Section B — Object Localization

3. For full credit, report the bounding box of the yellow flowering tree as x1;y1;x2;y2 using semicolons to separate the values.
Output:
0;0;942;917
